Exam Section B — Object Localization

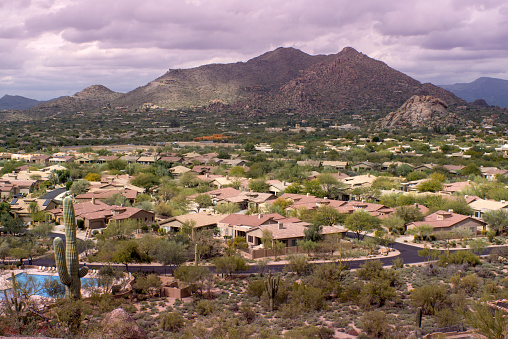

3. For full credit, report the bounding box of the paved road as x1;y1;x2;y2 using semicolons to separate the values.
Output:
31;232;497;275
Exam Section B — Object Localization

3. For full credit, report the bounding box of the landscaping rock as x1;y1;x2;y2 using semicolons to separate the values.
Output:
100;308;148;339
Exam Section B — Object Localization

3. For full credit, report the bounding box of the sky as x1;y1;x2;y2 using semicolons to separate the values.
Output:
1;0;508;100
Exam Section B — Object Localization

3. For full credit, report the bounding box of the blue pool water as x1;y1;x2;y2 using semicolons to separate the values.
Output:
7;273;97;298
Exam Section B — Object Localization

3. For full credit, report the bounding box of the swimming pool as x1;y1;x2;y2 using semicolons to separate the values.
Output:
7;273;97;298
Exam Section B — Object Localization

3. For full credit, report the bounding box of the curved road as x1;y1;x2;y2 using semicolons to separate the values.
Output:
30;232;496;275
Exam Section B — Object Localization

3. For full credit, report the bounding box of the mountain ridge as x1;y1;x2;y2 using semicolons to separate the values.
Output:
439;77;508;108
22;47;467;118
0;94;42;110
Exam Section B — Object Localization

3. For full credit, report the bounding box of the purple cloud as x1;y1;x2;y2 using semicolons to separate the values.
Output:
0;0;507;100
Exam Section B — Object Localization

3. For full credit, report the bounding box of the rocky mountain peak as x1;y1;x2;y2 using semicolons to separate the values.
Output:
73;85;118;99
378;95;460;129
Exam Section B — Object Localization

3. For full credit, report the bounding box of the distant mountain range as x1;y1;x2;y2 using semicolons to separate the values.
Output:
440;77;508;108
22;47;468;118
0;95;42;110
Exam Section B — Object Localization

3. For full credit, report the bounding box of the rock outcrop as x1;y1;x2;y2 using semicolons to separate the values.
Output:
99;308;148;339
378;95;460;129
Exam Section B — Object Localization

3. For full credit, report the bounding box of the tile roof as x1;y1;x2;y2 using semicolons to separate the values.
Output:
219;213;284;227
411;210;486;228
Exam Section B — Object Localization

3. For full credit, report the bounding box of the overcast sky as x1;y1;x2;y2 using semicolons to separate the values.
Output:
1;0;508;100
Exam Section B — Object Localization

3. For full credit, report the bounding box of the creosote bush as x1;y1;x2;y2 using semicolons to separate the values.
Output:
160;312;184;332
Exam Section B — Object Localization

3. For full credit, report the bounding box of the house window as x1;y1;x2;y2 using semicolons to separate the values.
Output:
248;236;253;243
225;228;228;236
291;239;297;247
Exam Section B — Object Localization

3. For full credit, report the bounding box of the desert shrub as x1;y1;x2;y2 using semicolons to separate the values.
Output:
392;257;404;269
435;307;462;327
160;312;184;332
358;279;396;309
488;246;508;262
288;283;326;311
285;255;313;276
305;262;346;296
284;325;334;339
357;260;399;286
438;251;480;267
195;299;215;316
340;281;363;303
360;310;391;338
246;279;265;298
450;273;481;295
410;283;450;315
122;303;137;314
240;304;257;323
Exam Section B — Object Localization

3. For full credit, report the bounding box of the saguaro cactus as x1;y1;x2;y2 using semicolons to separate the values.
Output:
415;306;422;338
264;272;280;311
54;197;88;299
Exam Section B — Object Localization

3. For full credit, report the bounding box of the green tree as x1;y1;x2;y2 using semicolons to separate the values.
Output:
112;240;150;270
131;173;159;190
154;202;174;218
417;179;443;192
460;163;481;177
261;229;273;249
1;214;26;235
213;255;249;276
194;194;213;209
102;220;138;239
229;166;246;178
249;179;270;193
214;202;240;214
317;173;346;199
69;179;90;195
272;240;286;260
344;210;381;240
396;205;424;223
302;179;325;197
381;214;405;234
243;142;255;152
408;224;434;241
311;205;344;226
153;240;188;270
304;224;323;242
483;209;508;235
173;265;211;295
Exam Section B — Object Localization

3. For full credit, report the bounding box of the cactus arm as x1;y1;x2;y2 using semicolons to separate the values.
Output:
78;266;89;278
54;237;72;286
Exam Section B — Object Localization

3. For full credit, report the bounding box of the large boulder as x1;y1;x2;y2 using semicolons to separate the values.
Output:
100;308;148;339
378;95;460;129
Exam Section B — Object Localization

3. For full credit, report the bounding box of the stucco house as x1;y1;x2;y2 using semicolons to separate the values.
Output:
407;210;487;235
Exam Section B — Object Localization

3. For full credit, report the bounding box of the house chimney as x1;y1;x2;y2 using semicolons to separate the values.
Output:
278;222;283;230
448;209;453;213
306;193;310;197
258;213;262;219
501;200;506;204
324;197;328;200
92;197;95;204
